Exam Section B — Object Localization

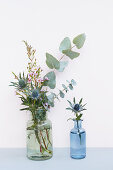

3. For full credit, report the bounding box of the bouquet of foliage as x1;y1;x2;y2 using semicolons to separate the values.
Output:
10;34;86;120
10;34;86;159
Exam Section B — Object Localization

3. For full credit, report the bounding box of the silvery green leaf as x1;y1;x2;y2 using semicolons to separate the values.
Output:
46;53;60;70
62;84;68;92
62;50;80;60
59;37;71;52
58;61;68;72
66;80;70;84
59;90;65;98
69;84;73;90
44;71;56;89
73;33;86;49
71;79;76;86
47;93;55;107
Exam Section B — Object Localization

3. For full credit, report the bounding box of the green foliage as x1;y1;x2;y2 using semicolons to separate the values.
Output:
73;33;86;49
62;50;80;60
59;37;71;52
10;35;86;122
58;61;68;72
19;79;26;88
46;53;60;70
47;93;55;107
71;79;76;86
36;109;46;121
44;71;56;89
59;90;65;98
73;97;75;104
62;84;68;92
69;84;73;90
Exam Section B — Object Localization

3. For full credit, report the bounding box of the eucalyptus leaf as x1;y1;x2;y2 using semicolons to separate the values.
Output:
59;37;71;52
47;93;55;107
69;84;73;90
62;50;80;60
59;90;65;98
58;61;68;72
46;53;60;70
43;71;56;89
71;79;76;86
66;80;70;84
62;84;68;92
73;33;86;49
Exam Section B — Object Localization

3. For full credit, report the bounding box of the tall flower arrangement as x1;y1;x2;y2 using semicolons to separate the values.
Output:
10;33;86;159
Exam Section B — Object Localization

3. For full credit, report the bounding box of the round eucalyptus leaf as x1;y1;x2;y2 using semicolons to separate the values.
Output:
47;93;55;107
44;71;56;89
62;50;80;60
71;79;76;86
46;53;60;70
59;37;71;52
59;90;65;98
73;33;86;49
58;61;68;72
62;84;68;92
69;84;73;90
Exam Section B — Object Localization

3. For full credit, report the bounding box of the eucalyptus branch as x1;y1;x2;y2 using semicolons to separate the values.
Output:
59;45;76;61
54;85;70;99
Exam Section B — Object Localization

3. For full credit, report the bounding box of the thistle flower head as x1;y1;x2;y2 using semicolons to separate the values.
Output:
73;104;80;111
32;89;39;99
19;79;26;88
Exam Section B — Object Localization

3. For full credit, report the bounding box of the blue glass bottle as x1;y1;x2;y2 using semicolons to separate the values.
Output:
70;120;86;159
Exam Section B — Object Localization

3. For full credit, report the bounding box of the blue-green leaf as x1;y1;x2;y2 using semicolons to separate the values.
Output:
46;53;60;70
71;79;76;86
62;50;80;60
59;90;65;98
73;33;86;49
58;61;68;72
66;80;70;84
69;84;73;90
59;37;71;52
47;93;55;107
44;71;56;89
62;84;68;92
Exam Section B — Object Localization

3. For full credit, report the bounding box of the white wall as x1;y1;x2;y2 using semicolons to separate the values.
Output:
0;0;113;148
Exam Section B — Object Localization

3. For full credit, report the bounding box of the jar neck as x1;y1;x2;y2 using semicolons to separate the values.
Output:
74;120;82;129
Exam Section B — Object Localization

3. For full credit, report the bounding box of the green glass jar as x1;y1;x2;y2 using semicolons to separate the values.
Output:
27;112;53;160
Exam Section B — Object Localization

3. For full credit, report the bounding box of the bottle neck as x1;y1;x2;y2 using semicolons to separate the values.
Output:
74;120;82;129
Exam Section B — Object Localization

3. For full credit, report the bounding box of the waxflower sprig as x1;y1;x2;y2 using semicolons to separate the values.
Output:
66;98;87;121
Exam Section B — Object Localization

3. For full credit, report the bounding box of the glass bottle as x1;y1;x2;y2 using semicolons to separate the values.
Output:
70;120;86;159
27;112;53;160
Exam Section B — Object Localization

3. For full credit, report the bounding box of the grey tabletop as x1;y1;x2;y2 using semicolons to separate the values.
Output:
0;148;112;170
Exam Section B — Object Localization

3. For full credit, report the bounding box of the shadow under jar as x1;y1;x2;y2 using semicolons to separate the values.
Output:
27;112;53;161
70;120;86;159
